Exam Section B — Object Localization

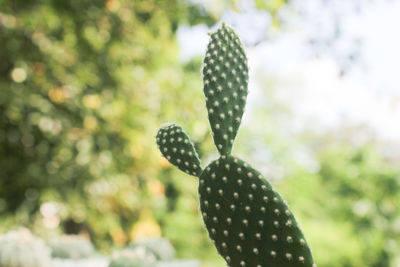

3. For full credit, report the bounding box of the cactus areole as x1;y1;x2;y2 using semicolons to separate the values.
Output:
156;23;316;267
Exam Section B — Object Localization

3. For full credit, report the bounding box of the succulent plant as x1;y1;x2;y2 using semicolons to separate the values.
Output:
156;260;200;267
109;257;155;267
0;228;52;267
109;247;157;267
129;238;175;261
50;235;95;259
156;23;316;267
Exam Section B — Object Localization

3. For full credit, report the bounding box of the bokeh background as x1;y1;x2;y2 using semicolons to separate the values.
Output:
1;0;400;266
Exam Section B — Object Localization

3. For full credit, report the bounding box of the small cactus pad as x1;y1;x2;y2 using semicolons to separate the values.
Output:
199;156;315;267
202;23;249;155
156;123;202;177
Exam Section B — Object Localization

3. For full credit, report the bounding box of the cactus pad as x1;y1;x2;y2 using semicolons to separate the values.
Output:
156;23;316;267
199;155;314;266
202;23;249;155
156;123;202;177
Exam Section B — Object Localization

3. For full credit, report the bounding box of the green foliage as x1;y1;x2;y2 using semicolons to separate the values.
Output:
313;145;400;266
50;235;95;259
0;228;51;267
254;0;289;15
156;23;315;267
0;0;215;253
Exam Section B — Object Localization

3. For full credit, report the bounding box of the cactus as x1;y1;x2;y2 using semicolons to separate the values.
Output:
0;228;52;267
50;235;95;259
156;23;316;267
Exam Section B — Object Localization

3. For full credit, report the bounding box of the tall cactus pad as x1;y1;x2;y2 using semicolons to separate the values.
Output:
202;23;249;155
199;156;315;267
156;123;202;177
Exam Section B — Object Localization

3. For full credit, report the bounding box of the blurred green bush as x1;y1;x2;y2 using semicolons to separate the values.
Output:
50;235;95;259
0;228;52;267
0;0;212;251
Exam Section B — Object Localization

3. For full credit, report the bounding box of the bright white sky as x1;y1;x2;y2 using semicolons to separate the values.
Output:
177;0;400;143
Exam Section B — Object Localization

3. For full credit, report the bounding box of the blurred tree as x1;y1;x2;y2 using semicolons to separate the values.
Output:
312;144;400;267
0;0;216;251
279;142;400;267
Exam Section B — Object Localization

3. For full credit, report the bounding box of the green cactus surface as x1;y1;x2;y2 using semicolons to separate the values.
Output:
202;24;248;156
156;22;316;267
199;156;314;266
156;123;202;177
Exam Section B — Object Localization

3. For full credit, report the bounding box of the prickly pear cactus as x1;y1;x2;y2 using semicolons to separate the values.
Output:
156;23;316;267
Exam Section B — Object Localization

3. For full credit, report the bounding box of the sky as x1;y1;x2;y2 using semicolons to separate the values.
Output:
177;0;400;144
